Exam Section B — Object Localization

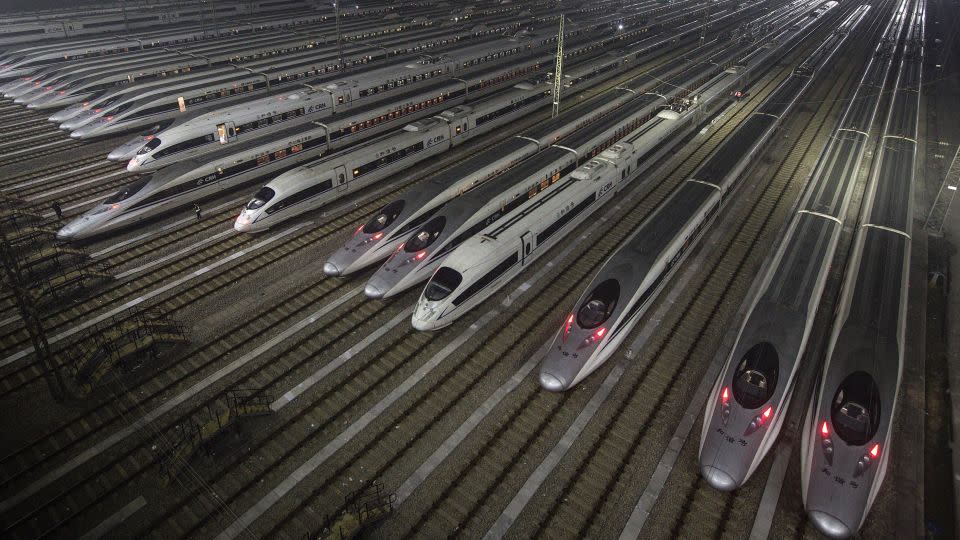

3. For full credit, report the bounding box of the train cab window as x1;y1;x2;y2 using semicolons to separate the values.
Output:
103;177;151;204
732;342;779;410
404;216;446;252
137;137;162;155
363;200;405;234
246;187;275;210
577;279;620;329
425;267;462;301
830;371;881;445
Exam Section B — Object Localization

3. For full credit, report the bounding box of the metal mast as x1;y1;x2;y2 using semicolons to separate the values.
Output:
0;234;66;402
552;15;564;117
335;1;344;70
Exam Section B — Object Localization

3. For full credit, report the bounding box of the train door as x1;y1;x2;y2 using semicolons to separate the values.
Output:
521;232;533;266
217;122;236;144
335;165;348;193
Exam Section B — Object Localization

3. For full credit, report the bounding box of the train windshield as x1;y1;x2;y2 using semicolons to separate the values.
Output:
577;278;619;329
732;342;779;409
246;187;275;210
362;200;405;234
102;177;151;204
137;137;162;154
424;267;462;301
404;216;446;252
830;371;881;446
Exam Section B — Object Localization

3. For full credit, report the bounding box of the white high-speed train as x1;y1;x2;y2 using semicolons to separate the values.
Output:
413;145;632;331
235;83;551;232
120;33;551;168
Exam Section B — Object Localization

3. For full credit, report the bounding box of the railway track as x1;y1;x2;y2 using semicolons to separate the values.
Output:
380;10;874;538
123;7;866;538
0;5;848;537
0;42;716;533
0;29;711;397
593;5;895;540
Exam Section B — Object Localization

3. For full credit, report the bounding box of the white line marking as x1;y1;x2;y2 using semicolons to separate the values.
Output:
271;307;410;411
8;161;107;189
749;443;792;540
797;209;842;224
0;130;57;149
25;169;127;201
113;229;235;280
0;313;20;328
395;340;549;506
0;223;308;369
216;310;499;540
0;279;359;517
0;138;70;159
484;364;624;539
78;496;147;540
861;222;911;239
618;358;717;539
89;197;248;258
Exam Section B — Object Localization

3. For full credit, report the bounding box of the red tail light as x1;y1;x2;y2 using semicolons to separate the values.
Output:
821;421;829;436
372;232;384;240
869;444;879;458
721;387;729;404
762;406;772;419
415;250;426;260
562;314;574;342
595;327;606;339
354;224;364;236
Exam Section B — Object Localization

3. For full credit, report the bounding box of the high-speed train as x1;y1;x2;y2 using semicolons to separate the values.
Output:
538;0;847;393
359;73;672;299
412;143;629;331
56;65;540;240
54;17;525;127
412;0;837;332
53;24;464;132
0;0;315;47
235;82;551;232
0;8;332;79
698;3;878;493
121;33;544;170
3;20;337;99
69;25;554;141
323;0;781;277
16;31;337;109
24;9;475;107
801;0;920;536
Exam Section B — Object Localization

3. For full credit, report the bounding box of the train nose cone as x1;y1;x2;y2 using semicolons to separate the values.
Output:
70;130;83;139
701;466;737;491
323;261;341;276
364;282;384;299
56;224;76;242
807;511;851;539
539;372;567;392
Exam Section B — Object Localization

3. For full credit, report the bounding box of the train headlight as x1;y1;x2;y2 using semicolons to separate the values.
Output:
562;314;574;342
820;421;834;465
720;387;731;425
577;327;606;350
